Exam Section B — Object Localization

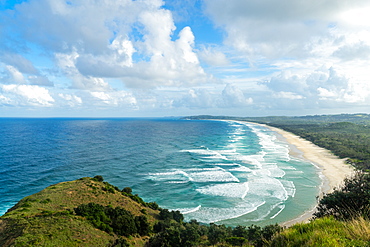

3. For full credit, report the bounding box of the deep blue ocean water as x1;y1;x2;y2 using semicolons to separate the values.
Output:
0;118;321;226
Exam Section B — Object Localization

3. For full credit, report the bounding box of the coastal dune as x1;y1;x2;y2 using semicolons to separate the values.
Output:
256;123;355;226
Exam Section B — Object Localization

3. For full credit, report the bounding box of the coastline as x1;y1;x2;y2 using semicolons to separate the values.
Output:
253;122;355;227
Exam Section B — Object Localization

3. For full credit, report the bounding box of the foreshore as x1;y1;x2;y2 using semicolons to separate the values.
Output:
253;122;355;226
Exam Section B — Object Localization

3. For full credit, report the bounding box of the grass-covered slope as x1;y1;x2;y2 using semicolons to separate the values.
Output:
270;217;370;247
0;176;159;247
1;175;370;246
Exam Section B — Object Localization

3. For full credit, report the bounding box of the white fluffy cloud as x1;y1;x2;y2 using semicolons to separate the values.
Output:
90;91;138;108
262;66;370;108
58;93;82;107
2;66;27;84
1;0;370;116
204;0;370;60
222;84;253;107
1;84;54;106
1;53;38;74
2;0;207;91
199;47;230;67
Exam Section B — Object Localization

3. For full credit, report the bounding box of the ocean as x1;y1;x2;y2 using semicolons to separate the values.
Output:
0;118;321;226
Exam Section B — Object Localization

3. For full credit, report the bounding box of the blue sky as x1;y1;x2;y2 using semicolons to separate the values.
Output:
1;0;370;117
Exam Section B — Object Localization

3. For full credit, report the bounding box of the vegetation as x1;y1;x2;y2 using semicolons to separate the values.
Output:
270;216;370;246
185;113;370;245
149;220;283;247
0;176;284;246
314;172;370;220
186;114;370;170
0;176;159;246
3;114;370;246
1;172;370;246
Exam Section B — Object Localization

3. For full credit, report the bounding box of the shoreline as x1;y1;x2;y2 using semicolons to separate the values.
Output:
253;122;355;227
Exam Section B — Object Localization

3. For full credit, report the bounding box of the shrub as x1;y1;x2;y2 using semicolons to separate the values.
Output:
147;202;159;210
122;187;132;194
314;172;370;220
93;175;104;182
225;236;247;246
75;203;152;237
135;215;151;236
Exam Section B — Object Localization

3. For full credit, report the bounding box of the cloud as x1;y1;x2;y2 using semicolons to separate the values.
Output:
8;0;140;54
204;0;370;60
2;65;27;84
57;93;82;107
262;66;369;107
1;53;38;74
0;95;11;106
172;84;253;109
333;42;370;61
1;0;370;116
173;88;218;109
90;91;138;108
4;0;208;89
1;84;54;106
28;75;54;86
222;84;253;107
0;64;54;87
198;47;230;66
274;91;304;100
265;71;307;94
55;51;111;91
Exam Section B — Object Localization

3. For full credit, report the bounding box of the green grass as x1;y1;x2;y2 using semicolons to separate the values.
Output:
0;177;160;247
270;217;370;246
3;176;370;247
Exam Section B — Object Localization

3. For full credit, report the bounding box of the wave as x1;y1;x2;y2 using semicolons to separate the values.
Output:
196;182;249;198
147;167;240;183
186;200;266;223
178;205;202;214
270;204;286;219
181;149;228;160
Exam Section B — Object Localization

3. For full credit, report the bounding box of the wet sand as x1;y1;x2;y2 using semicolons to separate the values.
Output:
256;123;355;226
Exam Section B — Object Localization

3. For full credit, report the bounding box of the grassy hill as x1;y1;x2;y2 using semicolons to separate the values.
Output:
1;175;370;246
0;176;159;246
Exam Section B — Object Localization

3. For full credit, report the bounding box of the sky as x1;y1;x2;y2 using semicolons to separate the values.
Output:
1;0;370;117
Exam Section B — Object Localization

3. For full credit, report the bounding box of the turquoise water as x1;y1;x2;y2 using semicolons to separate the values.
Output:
0;118;320;226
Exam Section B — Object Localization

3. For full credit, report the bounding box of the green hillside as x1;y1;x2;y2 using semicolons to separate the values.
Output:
1;175;370;246
0;176;160;247
3;113;370;246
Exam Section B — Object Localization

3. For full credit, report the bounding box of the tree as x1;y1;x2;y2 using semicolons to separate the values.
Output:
314;172;370;219
232;225;247;238
122;187;132;194
112;214;137;236
93;175;104;182
172;210;184;223
208;223;229;246
181;223;201;247
135;215;151;236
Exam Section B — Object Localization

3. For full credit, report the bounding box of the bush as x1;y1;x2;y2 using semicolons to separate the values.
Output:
159;209;184;223
225;236;247;246
147;202;159;210
93;175;104;182
314;172;370;220
135;215;151;236
122;187;132;194
75;202;152;237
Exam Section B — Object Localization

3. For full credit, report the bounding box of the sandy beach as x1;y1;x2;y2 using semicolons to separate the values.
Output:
255;122;355;226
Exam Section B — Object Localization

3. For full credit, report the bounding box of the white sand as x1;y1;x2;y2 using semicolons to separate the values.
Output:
255;123;355;226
